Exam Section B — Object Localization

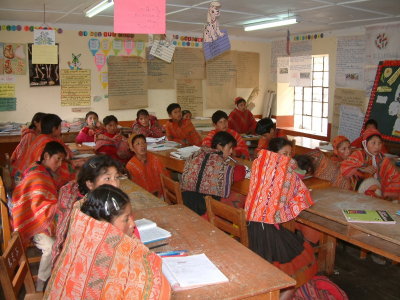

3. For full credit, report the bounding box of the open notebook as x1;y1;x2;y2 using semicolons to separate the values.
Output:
162;254;228;291
135;218;171;244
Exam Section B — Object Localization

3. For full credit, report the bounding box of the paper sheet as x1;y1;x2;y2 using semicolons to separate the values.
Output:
150;40;175;63
338;105;365;142
61;69;91;106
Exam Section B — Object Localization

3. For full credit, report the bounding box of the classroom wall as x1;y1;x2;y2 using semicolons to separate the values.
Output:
0;28;270;123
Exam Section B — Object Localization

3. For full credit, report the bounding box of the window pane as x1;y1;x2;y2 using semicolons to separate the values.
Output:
304;101;312;115
313;102;322;117
312;117;321;132
323;103;328;118
294;88;303;100
313;72;323;86
314;57;324;71
323;71;329;87
294;115;302;129
304;87;312;101
323;88;329;102
303;116;312;130
294;101;303;115
313;87;322;102
324;56;329;71
322;118;328;135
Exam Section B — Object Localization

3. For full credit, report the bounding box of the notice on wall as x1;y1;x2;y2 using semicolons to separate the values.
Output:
150;40;175;63
336;36;365;89
147;49;174;89
332;88;367;139
0;83;15;98
277;56;289;83
174;48;205;79
203;30;231;61
61;69;91;106
0;98;16;111
0;75;16;111
32;45;58;64
177;79;203;116
205;51;236;109
108;56;148;109
235;51;259;88
338;104;365;142
289;56;312;87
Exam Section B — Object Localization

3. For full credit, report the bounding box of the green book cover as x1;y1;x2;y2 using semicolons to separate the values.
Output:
342;210;396;224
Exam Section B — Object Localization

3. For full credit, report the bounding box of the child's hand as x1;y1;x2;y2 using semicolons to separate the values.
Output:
359;165;377;174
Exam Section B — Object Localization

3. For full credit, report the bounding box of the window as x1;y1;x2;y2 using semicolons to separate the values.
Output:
294;55;329;136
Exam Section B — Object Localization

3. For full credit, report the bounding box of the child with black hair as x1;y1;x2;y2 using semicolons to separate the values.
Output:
163;103;202;146
181;131;246;215
132;109;165;138
12;141;67;291
202;110;250;159
255;117;276;156
293;154;315;179
182;109;192;120
95;115;132;163
45;184;171;299
75;111;103;144
351;118;387;152
228;97;257;134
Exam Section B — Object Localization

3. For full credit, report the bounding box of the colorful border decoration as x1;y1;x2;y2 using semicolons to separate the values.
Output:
0;25;63;33
293;33;323;41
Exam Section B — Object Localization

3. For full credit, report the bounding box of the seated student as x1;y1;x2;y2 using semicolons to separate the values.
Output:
11;112;46;172
351;119;387;153
202;110;250;159
164;103;202;146
75;111;103;144
13;113;75;188
181;131;246;215
228;97;257;134
132;109;165;138
293;154;315;179
12;141;67;291
341;128;400;200
182;109;192;120
44;185;171;299
245;143;317;298
95;115;132;163
331;135;351;162
52;155;125;266
126;134;169;198
254;117;277;156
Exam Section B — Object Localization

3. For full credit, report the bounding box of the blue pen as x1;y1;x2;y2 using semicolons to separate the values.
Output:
156;250;188;256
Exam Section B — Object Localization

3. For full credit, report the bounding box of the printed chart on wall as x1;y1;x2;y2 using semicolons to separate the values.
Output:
365;60;400;142
28;43;60;87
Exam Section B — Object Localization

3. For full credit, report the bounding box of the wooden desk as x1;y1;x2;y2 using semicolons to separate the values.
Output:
135;205;295;299
151;150;331;195
120;178;167;210
66;143;95;154
286;135;332;156
296;188;400;274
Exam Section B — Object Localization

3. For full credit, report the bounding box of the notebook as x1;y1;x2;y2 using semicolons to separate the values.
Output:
135;218;171;244
342;210;396;224
162;253;229;291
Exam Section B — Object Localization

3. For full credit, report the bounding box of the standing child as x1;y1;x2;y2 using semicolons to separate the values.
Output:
202;110;249;159
12;141;67;291
75;111;103;144
95;115;132;163
132;109;165;138
228;97;257;134
164;103;202;146
254;117;276;156
126;134;169;198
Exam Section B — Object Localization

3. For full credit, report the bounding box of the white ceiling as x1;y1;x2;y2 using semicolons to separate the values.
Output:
1;0;400;40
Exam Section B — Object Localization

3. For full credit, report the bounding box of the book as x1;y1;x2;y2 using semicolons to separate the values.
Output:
342;210;396;224
162;253;229;291
135;218;171;244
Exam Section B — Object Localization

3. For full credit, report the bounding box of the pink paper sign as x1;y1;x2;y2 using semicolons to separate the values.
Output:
95;53;105;71
114;0;166;34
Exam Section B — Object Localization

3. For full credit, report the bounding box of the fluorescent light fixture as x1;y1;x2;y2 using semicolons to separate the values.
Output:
85;0;114;18
244;18;297;31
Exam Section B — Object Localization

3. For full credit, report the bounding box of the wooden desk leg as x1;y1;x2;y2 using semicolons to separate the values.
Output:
245;290;280;299
318;234;337;275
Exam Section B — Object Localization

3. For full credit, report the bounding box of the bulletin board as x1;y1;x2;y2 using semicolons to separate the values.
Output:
364;60;400;143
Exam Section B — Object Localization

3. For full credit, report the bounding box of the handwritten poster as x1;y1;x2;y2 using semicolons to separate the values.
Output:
0;98;16;111
0;84;15;97
2;43;26;75
277;57;289;83
28;43;60;87
336;36;365;89
177;79;203;116
235;51;259;88
289;56;312;87
147;49;174;89
332;88;367;138
206;51;236;108
88;38;100;56
150;40;175;63
32;45;58;64
203;30;231;61
114;0;166;34
108;56;148;109
60;69;91;106
174;48;205;79
0;43;3;74
338;104;365;142
0;78;16;111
